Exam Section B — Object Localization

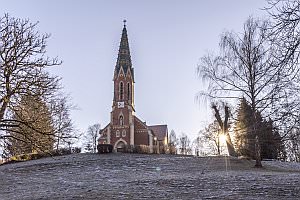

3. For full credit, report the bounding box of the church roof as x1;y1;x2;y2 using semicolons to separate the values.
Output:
148;125;168;141
114;21;134;80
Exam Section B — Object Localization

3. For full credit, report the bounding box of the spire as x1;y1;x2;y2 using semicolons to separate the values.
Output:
115;20;134;80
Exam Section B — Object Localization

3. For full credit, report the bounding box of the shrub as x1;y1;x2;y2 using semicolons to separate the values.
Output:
72;147;81;153
136;145;150;154
169;146;177;154
97;144;113;153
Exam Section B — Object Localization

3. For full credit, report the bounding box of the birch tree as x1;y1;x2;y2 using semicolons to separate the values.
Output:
84;123;101;153
197;17;292;166
266;0;300;161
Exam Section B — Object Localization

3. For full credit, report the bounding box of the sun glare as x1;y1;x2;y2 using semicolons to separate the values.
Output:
219;134;227;145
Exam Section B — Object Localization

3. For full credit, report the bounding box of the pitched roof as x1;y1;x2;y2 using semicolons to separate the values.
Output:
148;125;168;141
114;22;134;80
134;116;148;129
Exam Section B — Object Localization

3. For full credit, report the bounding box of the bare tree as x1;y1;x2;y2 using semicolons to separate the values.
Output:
192;136;203;156
197;17;294;166
286;127;300;161
198;17;285;113
84;123;101;153
168;129;177;154
266;0;300;162
267;0;300;64
178;133;191;155
0;14;61;136
0;14;80;158
211;103;237;157
50;95;75;151
200;121;222;155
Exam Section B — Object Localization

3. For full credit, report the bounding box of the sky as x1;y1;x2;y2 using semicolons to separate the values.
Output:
0;0;269;142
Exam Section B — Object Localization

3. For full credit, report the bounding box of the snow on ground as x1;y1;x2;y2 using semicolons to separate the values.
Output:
262;159;300;171
0;153;300;200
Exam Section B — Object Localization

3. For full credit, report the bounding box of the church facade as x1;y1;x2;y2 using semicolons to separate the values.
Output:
98;22;168;152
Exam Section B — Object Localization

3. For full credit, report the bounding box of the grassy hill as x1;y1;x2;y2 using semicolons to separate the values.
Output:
0;153;300;199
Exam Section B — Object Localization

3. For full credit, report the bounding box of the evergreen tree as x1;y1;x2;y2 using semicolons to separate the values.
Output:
235;98;256;158
8;95;54;155
235;98;284;159
260;120;285;160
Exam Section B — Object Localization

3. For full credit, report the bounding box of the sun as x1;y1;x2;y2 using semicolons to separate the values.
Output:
219;134;227;145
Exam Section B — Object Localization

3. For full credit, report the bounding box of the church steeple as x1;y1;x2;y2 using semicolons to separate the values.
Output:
113;20;135;107
99;22;168;152
114;20;134;80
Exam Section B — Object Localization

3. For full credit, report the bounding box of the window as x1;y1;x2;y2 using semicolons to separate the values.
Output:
116;130;120;137
122;130;126;137
120;82;124;100
119;115;124;126
127;83;130;100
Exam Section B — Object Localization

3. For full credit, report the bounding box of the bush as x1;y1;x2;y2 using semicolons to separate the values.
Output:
96;144;171;155
169;145;177;154
4;147;82;164
20;154;30;160
97;144;113;153
136;145;150;154
72;147;81;153
30;153;46;160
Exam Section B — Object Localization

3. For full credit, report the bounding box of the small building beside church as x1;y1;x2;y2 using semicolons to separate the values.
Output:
98;22;168;152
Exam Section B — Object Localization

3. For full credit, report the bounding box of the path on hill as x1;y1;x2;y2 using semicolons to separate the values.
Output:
0;153;300;199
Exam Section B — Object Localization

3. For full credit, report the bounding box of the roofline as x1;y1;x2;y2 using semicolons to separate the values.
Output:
148;124;168;127
100;123;110;133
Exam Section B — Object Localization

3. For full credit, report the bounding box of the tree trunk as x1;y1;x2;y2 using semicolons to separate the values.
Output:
225;132;237;157
56;137;60;151
252;104;262;167
0;101;8;121
212;104;238;157
217;133;220;155
255;135;262;167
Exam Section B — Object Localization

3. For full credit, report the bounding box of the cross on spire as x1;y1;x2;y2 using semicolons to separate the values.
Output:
123;19;127;28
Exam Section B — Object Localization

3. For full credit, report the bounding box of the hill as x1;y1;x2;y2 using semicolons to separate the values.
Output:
0;153;300;199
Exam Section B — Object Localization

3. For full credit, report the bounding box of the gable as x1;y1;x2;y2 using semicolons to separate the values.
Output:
134;116;148;129
148;125;168;141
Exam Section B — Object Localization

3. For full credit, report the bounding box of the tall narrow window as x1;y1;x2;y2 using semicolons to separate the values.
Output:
120;82;124;100
127;83;130;100
119;115;124;126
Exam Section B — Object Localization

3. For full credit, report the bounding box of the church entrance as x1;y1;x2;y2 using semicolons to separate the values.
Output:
116;141;126;152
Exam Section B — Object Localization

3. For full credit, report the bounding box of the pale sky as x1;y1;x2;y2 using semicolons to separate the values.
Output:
1;0;268;141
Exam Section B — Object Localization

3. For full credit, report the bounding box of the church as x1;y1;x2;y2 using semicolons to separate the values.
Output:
98;21;168;153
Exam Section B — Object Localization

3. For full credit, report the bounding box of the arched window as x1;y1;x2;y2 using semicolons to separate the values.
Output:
127;83;130;100
122;130;126;137
116;130;120;137
119;115;124;126
120;82;124;100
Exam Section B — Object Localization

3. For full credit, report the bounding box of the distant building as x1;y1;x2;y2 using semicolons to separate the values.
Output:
98;22;168;152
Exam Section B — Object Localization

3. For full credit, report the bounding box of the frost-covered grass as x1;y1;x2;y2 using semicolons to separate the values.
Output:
0;153;299;200
262;159;300;171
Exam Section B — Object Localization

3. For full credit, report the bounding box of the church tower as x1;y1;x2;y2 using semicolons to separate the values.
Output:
110;20;135;148
98;21;168;153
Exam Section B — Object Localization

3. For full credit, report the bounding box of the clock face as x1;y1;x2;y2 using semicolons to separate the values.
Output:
117;102;124;108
